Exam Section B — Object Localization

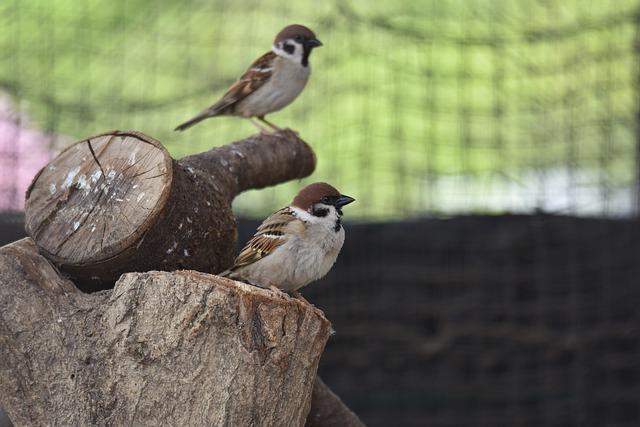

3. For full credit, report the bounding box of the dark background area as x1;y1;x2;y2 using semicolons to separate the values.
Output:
2;214;638;427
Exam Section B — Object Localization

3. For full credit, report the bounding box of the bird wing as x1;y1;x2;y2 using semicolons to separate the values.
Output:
174;51;276;131
209;51;277;115
226;207;304;271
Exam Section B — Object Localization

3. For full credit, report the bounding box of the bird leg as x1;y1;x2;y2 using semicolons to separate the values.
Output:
268;285;290;299
249;118;269;133
257;116;281;131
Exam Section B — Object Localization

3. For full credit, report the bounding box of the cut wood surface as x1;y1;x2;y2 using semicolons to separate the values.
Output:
25;131;173;265
24;130;315;289
0;238;341;426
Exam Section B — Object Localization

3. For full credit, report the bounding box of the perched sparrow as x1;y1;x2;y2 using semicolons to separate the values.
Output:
174;24;322;132
220;182;354;293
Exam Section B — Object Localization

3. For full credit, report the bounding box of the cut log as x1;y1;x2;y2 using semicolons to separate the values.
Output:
24;130;315;290
0;238;334;426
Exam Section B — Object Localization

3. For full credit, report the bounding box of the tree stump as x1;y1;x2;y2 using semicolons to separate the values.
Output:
6;129;364;426
24;130;316;290
0;238;361;426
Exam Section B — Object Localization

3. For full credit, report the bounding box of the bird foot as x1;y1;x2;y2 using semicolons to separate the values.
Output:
268;285;290;299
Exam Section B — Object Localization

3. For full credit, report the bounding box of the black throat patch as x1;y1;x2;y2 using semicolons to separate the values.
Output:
301;44;312;67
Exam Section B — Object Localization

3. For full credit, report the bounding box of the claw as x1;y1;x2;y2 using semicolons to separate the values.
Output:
268;285;289;299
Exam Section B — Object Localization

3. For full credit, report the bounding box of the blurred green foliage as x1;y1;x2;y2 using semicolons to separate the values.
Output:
1;0;638;218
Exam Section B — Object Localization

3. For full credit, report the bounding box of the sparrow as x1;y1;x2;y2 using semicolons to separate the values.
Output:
174;24;322;132
220;182;354;294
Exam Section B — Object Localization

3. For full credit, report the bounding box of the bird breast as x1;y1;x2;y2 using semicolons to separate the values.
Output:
238;221;345;292
237;57;310;117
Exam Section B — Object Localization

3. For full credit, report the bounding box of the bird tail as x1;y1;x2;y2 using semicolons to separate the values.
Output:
174;110;214;131
218;269;232;278
175;103;229;131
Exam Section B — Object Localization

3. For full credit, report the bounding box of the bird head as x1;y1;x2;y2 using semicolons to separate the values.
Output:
272;24;322;67
292;182;355;219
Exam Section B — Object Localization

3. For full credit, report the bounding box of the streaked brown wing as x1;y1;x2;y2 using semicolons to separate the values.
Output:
210;51;276;115
229;207;301;270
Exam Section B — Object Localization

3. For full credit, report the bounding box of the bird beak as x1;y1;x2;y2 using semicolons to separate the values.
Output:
306;38;323;48
336;195;355;207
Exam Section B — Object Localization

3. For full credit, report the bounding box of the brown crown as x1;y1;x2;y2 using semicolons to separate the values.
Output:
291;182;341;210
274;24;317;44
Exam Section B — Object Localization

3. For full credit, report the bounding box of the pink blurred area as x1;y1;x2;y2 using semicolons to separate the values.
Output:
0;95;58;212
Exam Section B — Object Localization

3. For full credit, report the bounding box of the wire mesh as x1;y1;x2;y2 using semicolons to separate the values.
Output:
1;0;639;218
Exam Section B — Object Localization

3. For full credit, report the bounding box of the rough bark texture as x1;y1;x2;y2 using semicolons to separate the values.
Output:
0;238;334;426
24;130;315;290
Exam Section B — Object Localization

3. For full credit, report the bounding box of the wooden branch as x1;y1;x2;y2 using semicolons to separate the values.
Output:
306;377;365;427
180;129;316;201
24;130;315;289
0;238;332;426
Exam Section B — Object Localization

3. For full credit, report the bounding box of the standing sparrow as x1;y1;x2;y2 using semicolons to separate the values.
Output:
220;182;354;293
175;24;322;132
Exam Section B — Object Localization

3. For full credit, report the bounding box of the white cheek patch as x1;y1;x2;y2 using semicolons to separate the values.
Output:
272;41;304;64
272;45;287;57
291;205;339;225
290;206;316;222
319;204;339;219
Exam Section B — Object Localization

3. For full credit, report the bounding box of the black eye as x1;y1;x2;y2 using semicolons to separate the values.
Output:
294;35;303;42
321;196;330;204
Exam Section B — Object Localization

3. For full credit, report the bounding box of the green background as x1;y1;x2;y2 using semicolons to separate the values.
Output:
1;0;637;218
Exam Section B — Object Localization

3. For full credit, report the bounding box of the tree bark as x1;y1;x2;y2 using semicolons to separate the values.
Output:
0;238;337;426
24;130;315;290
307;378;365;427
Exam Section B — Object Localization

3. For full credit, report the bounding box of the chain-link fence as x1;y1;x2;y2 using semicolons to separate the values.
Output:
2;0;639;218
